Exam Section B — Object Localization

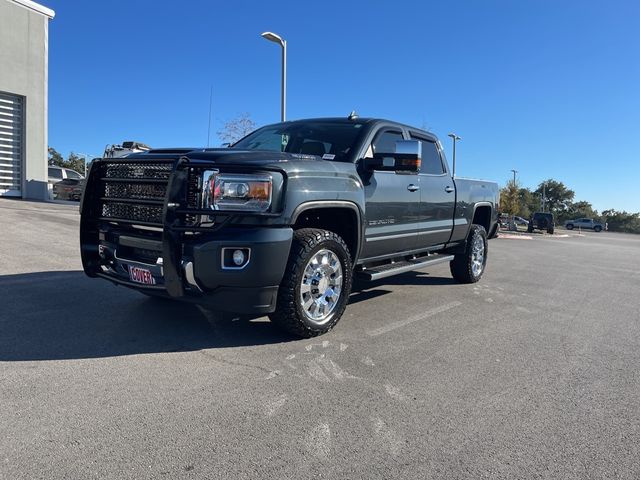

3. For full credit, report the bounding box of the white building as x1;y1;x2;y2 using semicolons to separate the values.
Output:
0;0;54;199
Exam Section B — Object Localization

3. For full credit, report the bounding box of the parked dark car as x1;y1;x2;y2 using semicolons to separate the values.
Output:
528;212;555;234
53;178;84;201
80;116;499;337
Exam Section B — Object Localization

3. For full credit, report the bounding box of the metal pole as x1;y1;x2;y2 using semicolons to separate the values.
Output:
281;40;287;122
542;182;546;212
448;133;460;177
78;153;93;176
510;169;518;230
206;85;213;147
452;137;456;177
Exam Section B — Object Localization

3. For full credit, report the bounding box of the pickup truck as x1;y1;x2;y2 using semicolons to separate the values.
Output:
564;218;603;232
80;117;499;337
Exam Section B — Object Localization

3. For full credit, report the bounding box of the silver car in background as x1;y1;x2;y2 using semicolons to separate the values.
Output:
565;218;604;232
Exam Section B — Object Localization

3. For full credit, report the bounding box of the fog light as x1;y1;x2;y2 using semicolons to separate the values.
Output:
232;249;245;266
222;247;250;269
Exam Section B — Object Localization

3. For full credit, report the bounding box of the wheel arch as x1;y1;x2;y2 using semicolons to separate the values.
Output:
290;201;364;262
469;202;494;235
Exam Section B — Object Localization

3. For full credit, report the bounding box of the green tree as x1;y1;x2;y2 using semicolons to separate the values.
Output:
517;187;538;219
535;179;575;218
66;152;86;175
47;147;87;175
48;146;64;166
500;179;521;216
601;210;640;234
565;200;598;222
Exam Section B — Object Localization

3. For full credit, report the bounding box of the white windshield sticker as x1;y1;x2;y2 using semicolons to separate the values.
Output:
322;154;335;160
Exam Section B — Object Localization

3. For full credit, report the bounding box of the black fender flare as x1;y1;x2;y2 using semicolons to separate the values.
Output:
290;200;364;262
466;202;494;236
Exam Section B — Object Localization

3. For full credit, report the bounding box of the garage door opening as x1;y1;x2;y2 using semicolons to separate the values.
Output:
0;92;24;197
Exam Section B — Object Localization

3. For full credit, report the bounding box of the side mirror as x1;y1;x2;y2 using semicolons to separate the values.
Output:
363;140;421;173
221;142;232;148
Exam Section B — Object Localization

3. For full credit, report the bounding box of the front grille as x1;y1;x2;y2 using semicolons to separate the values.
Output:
104;162;172;180
95;160;206;229
102;202;164;224
104;182;167;201
98;160;173;227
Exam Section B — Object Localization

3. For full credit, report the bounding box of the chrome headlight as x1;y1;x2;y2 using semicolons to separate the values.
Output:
202;171;272;212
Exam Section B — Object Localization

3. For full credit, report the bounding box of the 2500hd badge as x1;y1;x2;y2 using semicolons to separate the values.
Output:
80;116;499;337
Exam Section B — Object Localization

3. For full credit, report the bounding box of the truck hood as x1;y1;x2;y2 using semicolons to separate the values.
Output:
131;148;322;167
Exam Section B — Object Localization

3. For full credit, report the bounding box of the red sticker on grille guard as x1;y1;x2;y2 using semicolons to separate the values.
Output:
128;265;156;285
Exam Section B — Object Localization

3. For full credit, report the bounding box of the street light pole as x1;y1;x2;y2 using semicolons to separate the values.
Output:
78;153;96;177
261;31;287;122
509;169;519;231
447;133;461;177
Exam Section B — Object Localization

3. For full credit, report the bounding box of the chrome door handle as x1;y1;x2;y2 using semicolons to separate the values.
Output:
407;184;420;192
444;186;454;193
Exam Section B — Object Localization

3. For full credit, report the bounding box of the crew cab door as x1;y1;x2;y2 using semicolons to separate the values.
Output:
359;128;421;259
410;133;456;246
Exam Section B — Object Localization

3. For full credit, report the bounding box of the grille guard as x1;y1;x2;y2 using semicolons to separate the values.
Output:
80;155;281;298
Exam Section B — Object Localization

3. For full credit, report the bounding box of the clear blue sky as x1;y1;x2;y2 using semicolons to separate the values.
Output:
45;0;640;212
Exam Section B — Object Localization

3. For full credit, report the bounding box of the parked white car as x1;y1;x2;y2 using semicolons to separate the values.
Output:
565;218;604;232
47;166;84;185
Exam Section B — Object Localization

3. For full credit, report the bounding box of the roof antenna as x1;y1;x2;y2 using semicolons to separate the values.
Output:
206;85;213;147
348;110;358;120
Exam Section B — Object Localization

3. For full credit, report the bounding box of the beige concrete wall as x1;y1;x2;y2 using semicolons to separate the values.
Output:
0;0;50;199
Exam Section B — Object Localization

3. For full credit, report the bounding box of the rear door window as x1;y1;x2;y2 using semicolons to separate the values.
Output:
48;168;62;180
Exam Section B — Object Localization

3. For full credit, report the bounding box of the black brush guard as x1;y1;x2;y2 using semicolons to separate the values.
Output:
80;155;279;299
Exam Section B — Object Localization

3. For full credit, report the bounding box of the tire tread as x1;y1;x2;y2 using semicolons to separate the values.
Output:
450;224;487;284
269;228;353;338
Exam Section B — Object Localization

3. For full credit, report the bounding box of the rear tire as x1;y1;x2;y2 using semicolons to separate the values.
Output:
450;225;487;284
547;227;554;234
269;228;353;338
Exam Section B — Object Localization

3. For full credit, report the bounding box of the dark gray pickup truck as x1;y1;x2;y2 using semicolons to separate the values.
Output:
80;117;499;337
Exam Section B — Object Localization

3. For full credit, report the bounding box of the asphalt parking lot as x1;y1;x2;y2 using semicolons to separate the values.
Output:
1;199;639;479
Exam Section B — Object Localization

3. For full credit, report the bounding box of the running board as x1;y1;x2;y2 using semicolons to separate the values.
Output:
356;254;455;282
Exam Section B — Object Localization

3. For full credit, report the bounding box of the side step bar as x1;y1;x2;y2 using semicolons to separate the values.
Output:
356;254;455;282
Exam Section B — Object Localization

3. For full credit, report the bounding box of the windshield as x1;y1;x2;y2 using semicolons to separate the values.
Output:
231;121;366;162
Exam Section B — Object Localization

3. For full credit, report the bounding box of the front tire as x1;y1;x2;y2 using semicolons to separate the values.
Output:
594;226;602;232
450;225;488;284
566;224;574;230
269;228;353;338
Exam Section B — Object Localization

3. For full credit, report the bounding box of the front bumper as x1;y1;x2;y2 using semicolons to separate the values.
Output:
80;156;291;315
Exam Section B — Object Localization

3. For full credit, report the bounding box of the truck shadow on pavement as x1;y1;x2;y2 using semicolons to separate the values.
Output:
0;270;457;361
350;272;456;305
0;271;295;361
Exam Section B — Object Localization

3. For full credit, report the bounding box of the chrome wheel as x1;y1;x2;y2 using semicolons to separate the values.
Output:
471;234;485;277
299;248;343;325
